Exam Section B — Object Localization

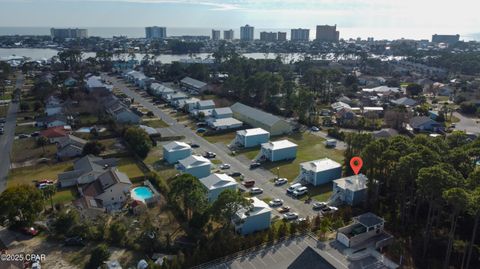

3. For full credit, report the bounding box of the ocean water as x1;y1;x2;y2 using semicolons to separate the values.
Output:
0;26;478;41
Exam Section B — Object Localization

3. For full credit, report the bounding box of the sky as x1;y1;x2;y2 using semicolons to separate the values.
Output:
0;0;479;39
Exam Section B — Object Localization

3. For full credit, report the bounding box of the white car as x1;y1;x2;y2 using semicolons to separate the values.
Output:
321;206;338;214
311;126;320;132
249;187;263;195
219;164;231;169
283;212;299;220
312;202;328;210
274;178;288;186
269;198;284;207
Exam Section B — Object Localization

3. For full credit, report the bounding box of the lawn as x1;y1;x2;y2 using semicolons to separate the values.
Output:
144;146;178;180
77;114;99;126
51;188;77;205
7;161;73;187
117;157;146;179
11;137;57;163
242;132;345;181
16;111;40;123
142;118;168;128
203;131;236;145
14;124;41;135
299;183;333;202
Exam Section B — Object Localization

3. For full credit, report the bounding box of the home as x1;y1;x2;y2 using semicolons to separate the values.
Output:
335;108;356;125
391;97;417;107
409;116;443;132
163;141;192;164
57;134;87;159
76;167;132;211
211;107;233;119
438;86;453;96
234;128;270;148
232;197;272;235
166;92;189;104
372;128;399;139
176;98;200;111
45;96;63;116
180;76;208;93
40;126;70;143
36;114;69;128
176;155;212;178
332;174;368;206
331;101;351;111
104;95;141;124
336;212;386;248
362;86;400;95
58;155;118;187
196;100;215;110
112;59;137;72
126;70;150;88
199;173;238;202
260;140;297;162
298;158;342;186
85;75;113;93
207;117;243;130
231;102;292;136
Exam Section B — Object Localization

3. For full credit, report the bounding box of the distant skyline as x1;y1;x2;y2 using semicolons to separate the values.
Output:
0;0;479;40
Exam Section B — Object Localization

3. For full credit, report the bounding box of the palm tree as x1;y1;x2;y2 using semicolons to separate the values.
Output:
42;184;57;211
36;136;49;155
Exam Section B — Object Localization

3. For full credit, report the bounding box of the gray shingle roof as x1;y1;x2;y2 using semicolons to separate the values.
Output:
231;102;284;127
181;76;207;89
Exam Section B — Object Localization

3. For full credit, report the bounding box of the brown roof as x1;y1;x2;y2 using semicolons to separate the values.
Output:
40;126;68;138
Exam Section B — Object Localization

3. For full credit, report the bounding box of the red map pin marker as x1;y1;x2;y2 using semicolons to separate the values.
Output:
350;157;363;175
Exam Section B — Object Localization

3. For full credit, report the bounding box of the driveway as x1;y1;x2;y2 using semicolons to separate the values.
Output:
0;72;22;193
104;74;322;218
453;112;480;134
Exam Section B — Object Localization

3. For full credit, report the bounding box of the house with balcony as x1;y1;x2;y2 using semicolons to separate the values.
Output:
336;212;386;249
332;174;368;206
199;173;238;202
176;155;212;178
233;197;272;235
163;141;192;164
298;158;342;186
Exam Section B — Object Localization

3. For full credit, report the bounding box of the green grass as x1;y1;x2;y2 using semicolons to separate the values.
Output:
117;157;146;179
77;114;99;126
243;132;344;181
144;147;178;180
51;188;76;204
299;183;333;202
14;124;41;135
142;118;168;128
211;159;222;165
8;161;73;187
11;137;57;163
203;132;236;145
16;111;40;123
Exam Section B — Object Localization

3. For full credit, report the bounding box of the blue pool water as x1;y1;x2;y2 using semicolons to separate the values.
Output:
131;186;154;201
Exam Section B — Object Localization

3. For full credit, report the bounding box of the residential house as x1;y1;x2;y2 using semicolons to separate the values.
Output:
176;155;212;178
36;114;69;128
332;174;368;206
104;95;141;124
207;117;243;130
57;134;87;158
409;116;443;132
331;101;351;112
196;100;215;110
234;128;270;148
336;212;386;248
45;96;63;116
126;70;151;88
260;140;297;162
163;141;192;164
151;84;175;99
58;155;118;187
166;92;189;104
362;86;400;95
85;75;113;93
40;126;70;143
199;173;238;202
77;167;132;211
372;128;399;139
335;108;356;125
438;86;454;96
180;77;208;93
212;107;233;119
63;77;77;87
231;102;292;136
298;158;342;186
391;97;417;107
233;197;272;235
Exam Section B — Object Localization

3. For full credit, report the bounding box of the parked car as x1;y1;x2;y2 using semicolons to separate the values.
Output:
295;217;307;224
278;206;291;213
219;163;231;169
321;206;338;214
283;212;299;220
249;187;263;195
293;186;308;198
20;227;39;236
250;162;261;169
274;178;288;186
243;180;255;188
325;139;337;148
286;183;302;194
189;143;200;148
18;133;29;139
204;151;216;158
311;126;320;132
30;131;40;137
36;180;54;186
228;172;242;177
196;128;207;133
196;122;207;127
64;236;85;246
0;118;5;123
312;202;328;210
268;198;284;207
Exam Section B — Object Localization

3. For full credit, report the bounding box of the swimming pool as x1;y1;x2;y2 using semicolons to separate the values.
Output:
131;186;154;202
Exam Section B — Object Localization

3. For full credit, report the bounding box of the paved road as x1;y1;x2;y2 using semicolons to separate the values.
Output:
0;73;23;193
453;112;480;134
104;74;320;218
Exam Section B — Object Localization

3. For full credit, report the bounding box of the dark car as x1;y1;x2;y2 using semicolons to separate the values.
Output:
250;162;261;169
204;151;216;158
65;236;85;246
196;128;207;133
18;134;29;139
20;227;39;236
189;143;200;148
243;180;255;188
228;172;242;177
30;131;40;137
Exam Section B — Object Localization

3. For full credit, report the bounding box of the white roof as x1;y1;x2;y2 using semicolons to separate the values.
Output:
199;173;238;190
331;101;351;111
363;107;384;111
236;197;272;220
262;140;297;151
178;155;211;169
300;158;341;173
163;141;191;152
181;76;207;89
197;100;215;107
211;118;242;128
334;174;368;192
213;107;233;115
362;86;400;93
237;128;270;137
